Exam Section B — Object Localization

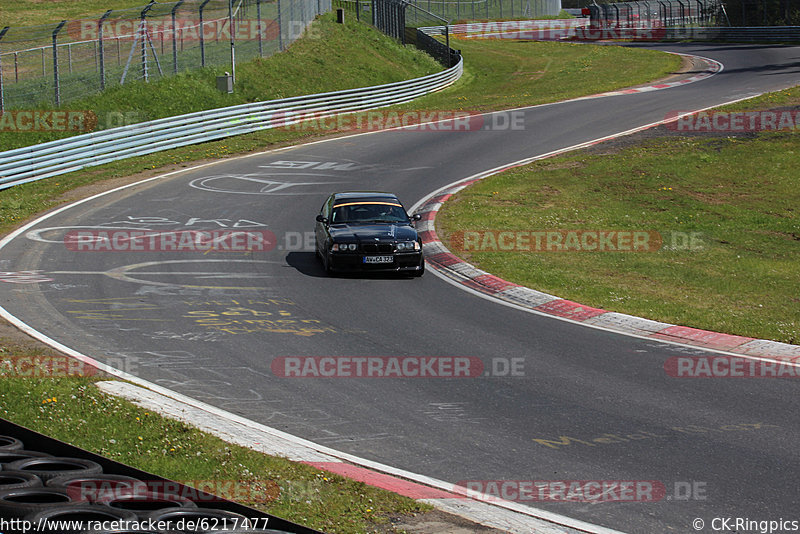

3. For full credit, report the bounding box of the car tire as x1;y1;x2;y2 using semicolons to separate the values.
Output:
0;471;44;491
322;247;334;275
46;474;147;503
0;487;77;518
0;436;24;451
7;457;103;483
95;490;197;519
145;507;251;531
25;504;138;532
0;450;53;468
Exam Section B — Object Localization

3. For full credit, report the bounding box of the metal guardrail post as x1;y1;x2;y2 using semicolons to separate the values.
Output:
99;10;113;91
52;21;67;107
199;0;212;67
0;27;8;112
172;0;184;74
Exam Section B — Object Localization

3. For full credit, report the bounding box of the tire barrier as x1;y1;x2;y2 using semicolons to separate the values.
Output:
0;451;52;467
145;507;251;531
25;505;139;533
46;475;148;503
0;472;44;491
7;458;104;483
0;417;322;534
0;436;24;452
96;491;197;519
0;487;78;518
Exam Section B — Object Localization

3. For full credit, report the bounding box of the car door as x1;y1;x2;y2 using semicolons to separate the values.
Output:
315;194;334;254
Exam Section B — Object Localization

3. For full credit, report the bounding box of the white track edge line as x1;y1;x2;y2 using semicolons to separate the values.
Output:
0;51;739;534
410;94;800;368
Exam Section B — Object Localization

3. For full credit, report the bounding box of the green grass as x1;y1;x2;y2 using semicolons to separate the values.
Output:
0;13;442;149
0;354;428;532
0;7;686;529
0;31;679;236
437;93;800;344
0;0;155;26
407;38;680;112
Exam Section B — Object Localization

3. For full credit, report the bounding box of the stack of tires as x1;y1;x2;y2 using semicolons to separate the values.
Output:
0;435;293;534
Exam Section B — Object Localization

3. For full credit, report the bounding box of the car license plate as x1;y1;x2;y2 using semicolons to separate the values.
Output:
363;255;394;264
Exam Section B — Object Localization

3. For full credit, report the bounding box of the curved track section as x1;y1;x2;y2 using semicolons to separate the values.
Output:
1;43;799;534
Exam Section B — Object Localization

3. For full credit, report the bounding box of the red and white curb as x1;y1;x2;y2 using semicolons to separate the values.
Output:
97;381;620;534
411;156;800;368
443;19;723;99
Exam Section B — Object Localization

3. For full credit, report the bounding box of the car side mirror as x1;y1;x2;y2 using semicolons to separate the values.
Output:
316;215;328;224
411;214;422;221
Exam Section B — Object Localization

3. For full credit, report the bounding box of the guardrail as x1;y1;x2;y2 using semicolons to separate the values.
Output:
419;19;588;40
661;25;800;41
0;58;462;190
422;20;800;42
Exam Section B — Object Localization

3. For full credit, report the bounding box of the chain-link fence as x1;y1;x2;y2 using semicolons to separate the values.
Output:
362;0;461;65
0;0;331;111
334;0;561;26
587;0;723;27
723;0;800;25
407;0;561;23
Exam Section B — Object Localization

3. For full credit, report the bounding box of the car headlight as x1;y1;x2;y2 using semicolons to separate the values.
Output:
332;243;358;252
396;241;420;251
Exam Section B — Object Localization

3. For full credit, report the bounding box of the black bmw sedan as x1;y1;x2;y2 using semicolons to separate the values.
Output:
314;192;424;276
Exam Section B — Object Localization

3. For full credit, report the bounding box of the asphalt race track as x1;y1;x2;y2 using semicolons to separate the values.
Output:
1;43;799;533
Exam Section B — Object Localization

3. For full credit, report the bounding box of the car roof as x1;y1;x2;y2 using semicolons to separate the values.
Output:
332;191;401;203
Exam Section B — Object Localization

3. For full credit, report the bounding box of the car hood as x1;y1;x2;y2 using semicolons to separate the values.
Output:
329;223;418;242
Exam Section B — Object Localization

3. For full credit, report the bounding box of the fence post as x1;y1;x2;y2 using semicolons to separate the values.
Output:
0;27;8;112
141;2;156;82
99;10;113;91
228;0;236;84
445;25;450;67
289;0;295;44
277;0;284;50
676;0;686;25
52;21;67;107
199;0;212;67
256;0;263;56
172;0;184;74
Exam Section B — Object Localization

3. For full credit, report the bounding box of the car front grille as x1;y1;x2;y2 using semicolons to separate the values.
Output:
362;243;394;254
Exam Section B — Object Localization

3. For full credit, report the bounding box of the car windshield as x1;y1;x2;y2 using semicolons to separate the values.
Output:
330;202;410;224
